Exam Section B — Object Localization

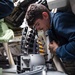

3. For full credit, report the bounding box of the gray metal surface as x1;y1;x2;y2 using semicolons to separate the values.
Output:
17;71;67;75
47;71;67;75
29;54;45;67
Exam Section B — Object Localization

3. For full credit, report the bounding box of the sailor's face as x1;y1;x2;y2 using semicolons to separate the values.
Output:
33;12;50;31
34;18;50;31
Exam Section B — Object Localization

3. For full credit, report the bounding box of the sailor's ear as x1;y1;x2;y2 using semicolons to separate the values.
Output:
42;12;48;19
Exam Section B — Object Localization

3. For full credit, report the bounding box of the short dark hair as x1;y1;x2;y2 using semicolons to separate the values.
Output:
25;3;50;28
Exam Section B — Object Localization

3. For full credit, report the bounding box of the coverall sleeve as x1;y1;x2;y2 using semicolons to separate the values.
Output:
56;41;75;59
0;0;14;19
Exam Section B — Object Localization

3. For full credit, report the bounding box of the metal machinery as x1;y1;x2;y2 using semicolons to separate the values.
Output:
17;26;67;75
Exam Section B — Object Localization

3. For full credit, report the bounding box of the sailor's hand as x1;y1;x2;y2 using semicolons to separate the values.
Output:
49;41;59;54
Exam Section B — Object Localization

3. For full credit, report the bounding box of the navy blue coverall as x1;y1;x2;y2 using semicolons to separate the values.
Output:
48;11;75;60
